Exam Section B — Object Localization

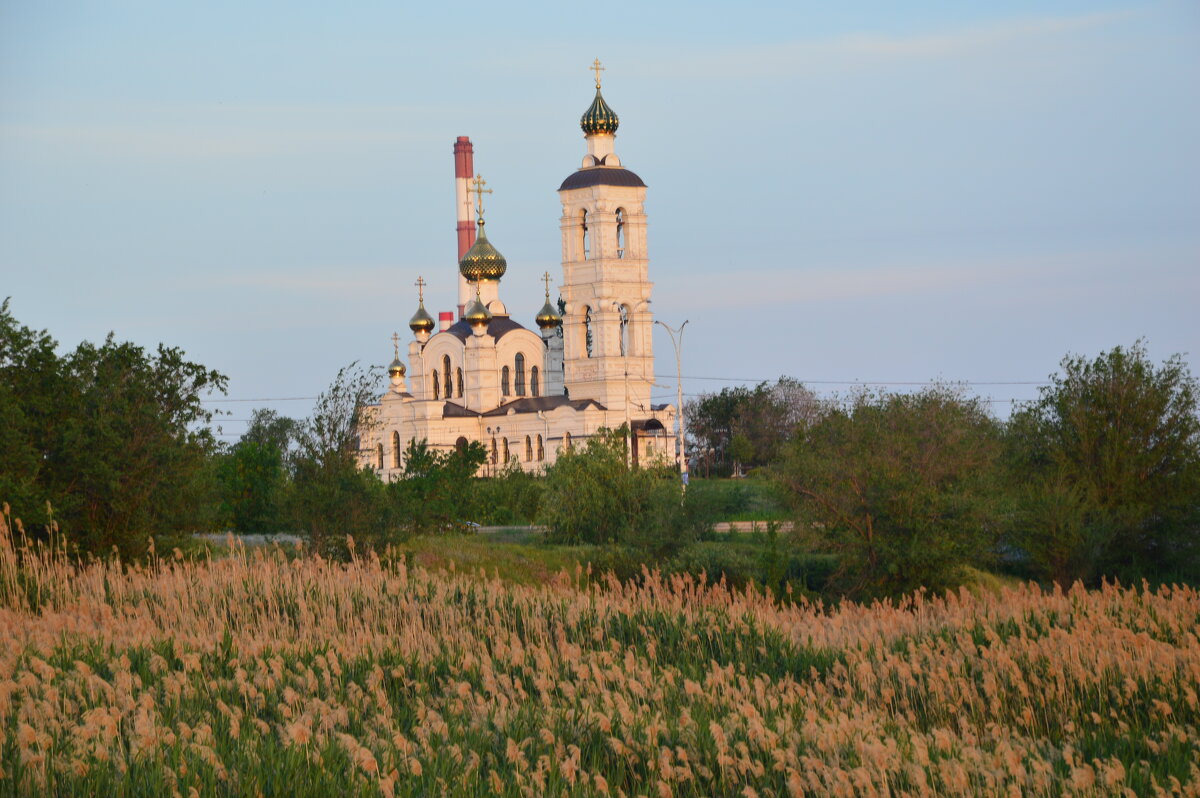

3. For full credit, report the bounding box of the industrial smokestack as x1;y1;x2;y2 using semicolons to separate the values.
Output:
438;311;454;333
454;136;475;319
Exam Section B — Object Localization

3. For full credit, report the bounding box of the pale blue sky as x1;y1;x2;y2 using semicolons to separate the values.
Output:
2;1;1197;439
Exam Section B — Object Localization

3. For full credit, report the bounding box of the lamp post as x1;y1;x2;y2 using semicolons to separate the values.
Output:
612;302;632;468
655;319;689;490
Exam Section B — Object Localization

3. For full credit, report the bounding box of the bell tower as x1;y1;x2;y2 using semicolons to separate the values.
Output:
558;61;654;415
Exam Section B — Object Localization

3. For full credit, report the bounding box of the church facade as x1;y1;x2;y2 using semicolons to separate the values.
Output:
360;67;676;477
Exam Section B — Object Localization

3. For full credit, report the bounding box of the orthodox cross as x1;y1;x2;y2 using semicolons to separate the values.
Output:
591;58;605;89
390;332;401;359
467;174;492;222
542;271;553;298
414;275;426;302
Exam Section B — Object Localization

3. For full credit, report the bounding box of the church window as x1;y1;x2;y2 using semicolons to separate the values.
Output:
581;209;589;259
392;432;401;469
583;307;593;358
536;434;544;461
490;437;498;465
456;367;464;398
443;356;452;400
514;353;526;395
615;207;625;259
525;435;532;462
502;438;510;463
564;431;572;451
619;304;629;356
375;443;384;469
530;366;539;397
455;436;468;454
432;373;440;400
501;366;511;396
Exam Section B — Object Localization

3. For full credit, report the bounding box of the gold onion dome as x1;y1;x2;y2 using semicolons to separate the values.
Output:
580;88;619;136
387;357;406;377
409;300;435;334
458;220;507;282
536;299;562;329
464;294;492;328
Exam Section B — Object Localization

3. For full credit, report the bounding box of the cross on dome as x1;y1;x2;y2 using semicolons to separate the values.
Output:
414;275;426;301
467;174;492;223
390;331;401;358
591;58;605;89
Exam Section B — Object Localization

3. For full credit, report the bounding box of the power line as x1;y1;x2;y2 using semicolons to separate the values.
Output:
203;396;317;403
658;375;1049;386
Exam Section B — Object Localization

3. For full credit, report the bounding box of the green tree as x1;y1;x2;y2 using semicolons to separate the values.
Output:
0;299;226;557
686;378;818;475
216;409;300;533
775;386;1003;599
291;364;387;556
539;427;707;557
1006;342;1200;583
387;439;487;536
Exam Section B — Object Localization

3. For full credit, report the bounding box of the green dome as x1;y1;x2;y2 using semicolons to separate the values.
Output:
464;295;492;328
535;299;562;329
409;300;435;334
458;220;507;282
580;88;619;136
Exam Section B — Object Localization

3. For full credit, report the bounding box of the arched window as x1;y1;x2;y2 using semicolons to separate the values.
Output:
619;304;629;356
615;207;625;259
514;353;526;396
525;435;532;462
501;366;511;396
432;372;440;400
580;209;589;259
537;434;544;461
502;438;509;463
530;366;540;397
456;367;464;398
563;431;572;452
375;443;384;469
392;431;402;469
583;307;593;358
443;356;452;401
490;437;498;465
455;436;468;454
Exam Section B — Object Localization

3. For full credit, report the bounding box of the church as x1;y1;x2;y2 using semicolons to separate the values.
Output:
360;63;677;476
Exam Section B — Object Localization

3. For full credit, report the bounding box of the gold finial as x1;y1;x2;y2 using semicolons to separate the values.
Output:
591;58;605;89
467;174;492;223
542;271;553;299
391;331;401;359
414;276;426;302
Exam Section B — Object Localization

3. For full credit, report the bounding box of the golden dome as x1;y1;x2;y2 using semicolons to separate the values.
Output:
581;88;619;136
458;220;507;282
464;295;492;328
409;300;435;334
536;299;562;329
387;357;406;377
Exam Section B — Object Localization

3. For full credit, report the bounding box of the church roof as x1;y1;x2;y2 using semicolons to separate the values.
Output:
444;315;529;342
558;167;646;192
483;395;607;416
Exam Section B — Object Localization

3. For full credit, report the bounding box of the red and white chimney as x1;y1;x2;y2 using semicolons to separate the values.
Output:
438;311;454;333
454;136;476;318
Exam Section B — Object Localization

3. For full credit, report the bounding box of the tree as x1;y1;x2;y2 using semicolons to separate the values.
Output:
216;409;301;533
686;378;818;475
291;364;387;556
0;299;227;557
539;427;707;557
775;386;1003;599
387;439;487;536
1006;342;1200;583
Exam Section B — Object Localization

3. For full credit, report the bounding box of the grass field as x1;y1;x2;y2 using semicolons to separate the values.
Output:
1;528;1198;796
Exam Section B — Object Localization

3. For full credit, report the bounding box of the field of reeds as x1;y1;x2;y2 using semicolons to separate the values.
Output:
1;525;1198;796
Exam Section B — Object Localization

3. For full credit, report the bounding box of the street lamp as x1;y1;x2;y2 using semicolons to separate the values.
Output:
655;319;689;489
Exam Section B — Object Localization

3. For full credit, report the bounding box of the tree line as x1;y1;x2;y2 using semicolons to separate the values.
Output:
3;299;1198;598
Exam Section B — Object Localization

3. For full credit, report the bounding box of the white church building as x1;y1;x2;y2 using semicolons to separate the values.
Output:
360;65;677;476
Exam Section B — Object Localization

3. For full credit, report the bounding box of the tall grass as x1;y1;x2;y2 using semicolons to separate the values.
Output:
1;508;1198;796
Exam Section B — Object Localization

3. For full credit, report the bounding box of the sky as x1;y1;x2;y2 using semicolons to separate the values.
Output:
2;1;1197;441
